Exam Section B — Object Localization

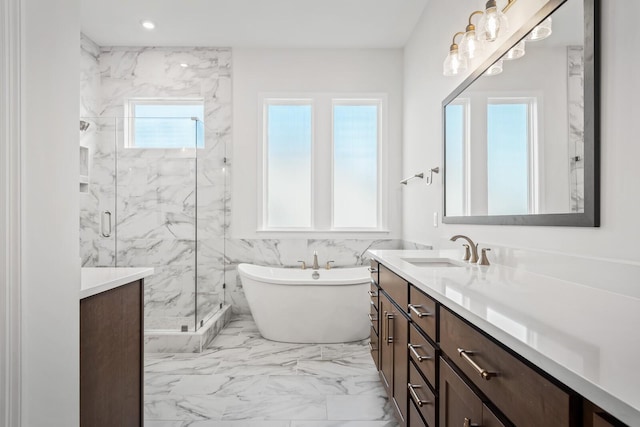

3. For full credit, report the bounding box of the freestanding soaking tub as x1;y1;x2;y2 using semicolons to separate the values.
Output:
237;263;370;343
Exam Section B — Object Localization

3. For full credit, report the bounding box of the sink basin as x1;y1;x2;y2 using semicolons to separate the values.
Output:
401;257;465;268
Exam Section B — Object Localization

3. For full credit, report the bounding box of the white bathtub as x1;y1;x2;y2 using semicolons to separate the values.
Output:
237;263;371;343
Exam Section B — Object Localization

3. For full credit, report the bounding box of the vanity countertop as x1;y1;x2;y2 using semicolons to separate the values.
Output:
367;249;640;426
80;267;154;300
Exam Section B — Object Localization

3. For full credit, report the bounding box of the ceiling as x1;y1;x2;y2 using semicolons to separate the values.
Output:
81;0;430;48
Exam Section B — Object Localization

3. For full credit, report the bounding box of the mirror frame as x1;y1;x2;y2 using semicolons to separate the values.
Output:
442;0;599;227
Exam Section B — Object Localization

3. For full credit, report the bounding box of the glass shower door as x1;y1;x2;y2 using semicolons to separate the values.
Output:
115;117;199;331
79;117;118;267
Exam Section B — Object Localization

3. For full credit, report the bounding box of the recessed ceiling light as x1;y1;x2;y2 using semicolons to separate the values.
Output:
140;20;156;30
180;63;189;68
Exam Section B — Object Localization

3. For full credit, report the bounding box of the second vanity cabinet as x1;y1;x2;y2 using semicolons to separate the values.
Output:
369;259;627;427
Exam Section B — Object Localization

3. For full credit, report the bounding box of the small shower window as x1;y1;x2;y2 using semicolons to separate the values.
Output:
125;98;205;149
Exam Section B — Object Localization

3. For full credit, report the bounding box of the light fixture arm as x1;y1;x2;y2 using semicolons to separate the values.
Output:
502;0;517;13
467;10;484;30
450;31;465;50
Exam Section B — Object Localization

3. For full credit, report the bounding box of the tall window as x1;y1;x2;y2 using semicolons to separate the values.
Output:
125;98;204;149
261;95;385;232
487;97;537;215
333;101;380;228
264;100;313;228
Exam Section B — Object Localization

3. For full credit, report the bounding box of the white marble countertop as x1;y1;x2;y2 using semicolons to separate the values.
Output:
80;267;154;299
367;249;640;426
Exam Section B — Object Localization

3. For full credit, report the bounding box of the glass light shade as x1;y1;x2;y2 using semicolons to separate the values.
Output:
443;47;468;76
526;17;553;41
460;30;485;60
477;6;508;42
504;40;525;60
485;59;504;76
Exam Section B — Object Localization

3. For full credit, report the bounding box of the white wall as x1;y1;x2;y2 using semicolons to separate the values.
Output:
232;48;404;239
403;0;640;263
21;0;80;425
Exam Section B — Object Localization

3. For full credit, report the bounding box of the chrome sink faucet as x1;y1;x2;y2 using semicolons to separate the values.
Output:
450;235;479;264
312;251;319;270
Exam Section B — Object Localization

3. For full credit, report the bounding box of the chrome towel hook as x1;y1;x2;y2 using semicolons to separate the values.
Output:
425;167;440;185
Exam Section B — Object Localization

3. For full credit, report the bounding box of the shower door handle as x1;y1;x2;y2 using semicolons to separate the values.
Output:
101;210;112;237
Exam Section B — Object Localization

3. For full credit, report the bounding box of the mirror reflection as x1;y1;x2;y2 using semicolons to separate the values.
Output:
445;0;585;217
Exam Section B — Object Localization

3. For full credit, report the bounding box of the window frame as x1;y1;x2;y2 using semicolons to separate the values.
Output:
257;93;389;234
330;98;384;231
261;97;315;231
123;97;205;150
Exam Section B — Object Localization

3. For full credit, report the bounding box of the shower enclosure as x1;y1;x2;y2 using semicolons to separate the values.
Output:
79;116;227;332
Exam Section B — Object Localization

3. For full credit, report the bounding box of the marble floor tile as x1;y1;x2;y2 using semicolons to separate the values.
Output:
145;315;397;426
326;395;394;421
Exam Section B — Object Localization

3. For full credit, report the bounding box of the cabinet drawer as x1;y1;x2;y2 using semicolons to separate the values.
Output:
440;308;572;427
409;361;436;427
369;301;379;335
369;281;379;311
380;264;408;312
409;323;437;387
370;326;379;370
370;260;379;283
409;398;428;427
409;285;437;340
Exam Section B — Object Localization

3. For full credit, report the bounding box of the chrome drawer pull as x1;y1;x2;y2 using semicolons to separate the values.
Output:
368;267;378;273
367;290;378;297
463;417;479;427
409;304;432;318
370;300;376;308
458;348;496;381
408;344;432;362
368;313;378;322
407;383;431;407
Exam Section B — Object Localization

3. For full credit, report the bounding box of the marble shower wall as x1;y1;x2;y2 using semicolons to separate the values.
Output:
79;39;231;330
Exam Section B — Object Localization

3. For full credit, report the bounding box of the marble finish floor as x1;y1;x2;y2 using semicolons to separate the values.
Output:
145;315;399;427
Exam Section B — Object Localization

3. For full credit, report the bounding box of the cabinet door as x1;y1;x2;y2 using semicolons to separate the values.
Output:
439;357;482;427
379;292;394;395
392;304;408;424
80;280;142;427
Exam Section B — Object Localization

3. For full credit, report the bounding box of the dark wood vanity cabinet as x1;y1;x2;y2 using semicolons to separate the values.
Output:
369;260;628;427
80;280;144;427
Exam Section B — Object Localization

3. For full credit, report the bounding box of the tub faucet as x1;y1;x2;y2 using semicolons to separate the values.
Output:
312;251;319;270
450;235;479;263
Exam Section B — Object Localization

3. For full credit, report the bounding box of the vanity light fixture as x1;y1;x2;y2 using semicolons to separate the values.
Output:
477;0;511;42
503;40;525;60
459;11;485;60
140;20;156;30
526;17;553;41
443;32;468;77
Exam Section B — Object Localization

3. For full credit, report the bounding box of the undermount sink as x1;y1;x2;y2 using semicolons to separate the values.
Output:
401;257;465;268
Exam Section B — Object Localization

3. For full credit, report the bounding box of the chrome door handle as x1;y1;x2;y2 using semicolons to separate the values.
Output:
409;304;432;318
368;267;378;273
101;210;112;237
368;290;378;297
386;312;394;344
368;313;378;322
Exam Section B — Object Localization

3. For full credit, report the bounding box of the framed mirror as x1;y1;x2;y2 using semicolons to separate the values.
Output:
442;0;599;226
